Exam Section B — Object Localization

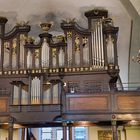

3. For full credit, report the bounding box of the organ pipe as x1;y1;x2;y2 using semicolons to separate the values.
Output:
20;34;26;68
59;47;64;67
95;23;99;66
83;37;89;65
107;34;114;64
27;50;32;68
67;33;72;66
31;77;41;104
13;85;19;105
91;32;94;65
100;20;104;67
41;39;49;67
3;42;10;68
53;83;59;104
0;39;1;64
35;49;39;68
91;20;104;68
75;36;80;66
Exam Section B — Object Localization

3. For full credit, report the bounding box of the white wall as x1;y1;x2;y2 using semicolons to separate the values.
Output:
0;129;20;140
126;126;140;140
88;126;125;140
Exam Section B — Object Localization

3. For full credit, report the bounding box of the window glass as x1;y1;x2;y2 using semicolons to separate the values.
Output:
74;127;86;140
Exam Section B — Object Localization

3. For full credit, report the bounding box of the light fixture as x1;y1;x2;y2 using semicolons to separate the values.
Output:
73;121;96;126
132;49;140;63
128;120;139;125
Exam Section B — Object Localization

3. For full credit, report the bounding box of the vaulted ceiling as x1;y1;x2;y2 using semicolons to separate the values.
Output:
0;0;139;84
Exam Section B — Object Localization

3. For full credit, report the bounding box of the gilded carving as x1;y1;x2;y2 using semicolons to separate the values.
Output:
98;130;121;140
52;48;57;57
67;31;72;38
12;38;17;55
4;42;10;50
35;49;39;58
75;36;80;51
20;34;26;41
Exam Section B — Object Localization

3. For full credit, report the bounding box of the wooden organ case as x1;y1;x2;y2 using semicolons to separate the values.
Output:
0;9;125;131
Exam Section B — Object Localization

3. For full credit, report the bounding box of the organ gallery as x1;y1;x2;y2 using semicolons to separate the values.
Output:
0;8;139;140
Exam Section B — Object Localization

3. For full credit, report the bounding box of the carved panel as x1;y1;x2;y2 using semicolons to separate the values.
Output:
68;96;108;111
0;98;7;112
84;81;102;92
117;95;140;110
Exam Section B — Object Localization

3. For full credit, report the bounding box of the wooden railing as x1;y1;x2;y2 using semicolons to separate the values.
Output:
64;91;140;121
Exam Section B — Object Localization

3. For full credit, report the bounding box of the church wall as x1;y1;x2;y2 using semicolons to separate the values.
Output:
88;126;125;140
0;129;20;140
126;126;140;140
120;0;140;86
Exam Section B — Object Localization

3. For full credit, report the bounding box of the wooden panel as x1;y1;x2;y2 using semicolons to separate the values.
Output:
0;99;7;112
68;96;108;111
117;96;140;110
29;105;43;112
9;106;20;112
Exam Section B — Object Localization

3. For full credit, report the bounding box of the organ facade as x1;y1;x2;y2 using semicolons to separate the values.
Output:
0;9;139;140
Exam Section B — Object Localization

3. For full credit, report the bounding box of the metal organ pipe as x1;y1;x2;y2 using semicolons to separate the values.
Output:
100;20;104;67
83;37;89;65
53;83;58;104
31;78;35;104
20;40;25;68
59;47;64;67
107;34;114;64
37;78;40;103
3;42;10;68
91;20;104;68
91;32;94;65
13;85;19;104
27;50;32;68
41;39;49;67
97;22;101;66
95;23;99;66
0;39;1;64
34;77;37;103
31;77;41;104
67;36;72;67
93;31;96;66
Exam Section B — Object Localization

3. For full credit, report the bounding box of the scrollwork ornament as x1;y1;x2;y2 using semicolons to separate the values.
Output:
67;31;72;38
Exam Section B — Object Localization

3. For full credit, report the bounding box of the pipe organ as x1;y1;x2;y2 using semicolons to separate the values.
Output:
0;10;119;71
0;9;120;106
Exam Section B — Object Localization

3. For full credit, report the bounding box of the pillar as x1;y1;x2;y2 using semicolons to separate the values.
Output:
8;117;14;140
63;122;67;140
68;126;72;140
112;120;118;140
21;128;25;140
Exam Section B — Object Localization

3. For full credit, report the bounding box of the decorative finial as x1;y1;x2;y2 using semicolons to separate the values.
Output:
40;21;53;32
16;21;29;26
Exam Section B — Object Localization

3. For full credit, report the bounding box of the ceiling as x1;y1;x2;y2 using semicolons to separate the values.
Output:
0;0;139;84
